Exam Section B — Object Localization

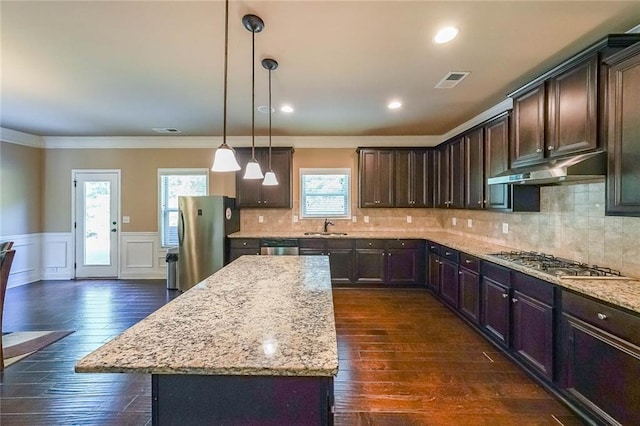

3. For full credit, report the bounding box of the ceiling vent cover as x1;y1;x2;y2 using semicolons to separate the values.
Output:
435;71;470;89
152;128;182;134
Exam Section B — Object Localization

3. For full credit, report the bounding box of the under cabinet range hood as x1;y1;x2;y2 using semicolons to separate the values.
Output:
487;151;606;185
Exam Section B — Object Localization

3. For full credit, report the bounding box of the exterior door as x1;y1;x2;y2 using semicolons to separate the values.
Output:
74;171;120;278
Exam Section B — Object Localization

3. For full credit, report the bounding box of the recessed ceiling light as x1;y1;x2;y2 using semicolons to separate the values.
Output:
388;101;402;110
257;105;275;113
280;105;294;113
433;26;459;44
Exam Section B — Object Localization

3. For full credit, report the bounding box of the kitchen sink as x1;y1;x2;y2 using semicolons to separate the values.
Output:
303;232;348;236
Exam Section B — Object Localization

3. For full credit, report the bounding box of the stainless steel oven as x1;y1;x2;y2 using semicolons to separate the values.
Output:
260;239;299;256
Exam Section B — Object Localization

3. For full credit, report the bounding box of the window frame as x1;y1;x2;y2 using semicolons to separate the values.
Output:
299;167;351;220
158;168;209;248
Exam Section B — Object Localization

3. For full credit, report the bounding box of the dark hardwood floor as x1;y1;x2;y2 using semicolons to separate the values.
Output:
1;281;583;425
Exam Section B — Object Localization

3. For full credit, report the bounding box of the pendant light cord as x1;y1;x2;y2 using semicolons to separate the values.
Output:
251;28;256;161
222;0;229;145
268;67;272;170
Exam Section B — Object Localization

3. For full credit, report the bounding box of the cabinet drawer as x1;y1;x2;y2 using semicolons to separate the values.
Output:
459;253;480;272
440;247;459;263
481;261;511;285
512;272;554;305
299;238;325;249
230;238;260;249
356;239;386;249
563;291;640;346
326;239;353;250
387;239;424;250
427;241;440;255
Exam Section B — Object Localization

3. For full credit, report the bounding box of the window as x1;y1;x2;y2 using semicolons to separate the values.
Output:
159;169;208;247
300;168;350;219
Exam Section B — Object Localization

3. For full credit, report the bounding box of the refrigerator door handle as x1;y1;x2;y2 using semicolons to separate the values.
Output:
178;210;185;246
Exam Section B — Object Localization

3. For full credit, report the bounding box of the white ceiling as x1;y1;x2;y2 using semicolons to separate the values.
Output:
2;1;639;139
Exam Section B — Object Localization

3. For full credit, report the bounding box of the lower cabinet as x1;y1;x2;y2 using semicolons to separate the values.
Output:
355;239;425;286
480;262;511;347
560;291;640;425
229;238;261;263
299;239;355;285
458;253;480;324
427;243;441;294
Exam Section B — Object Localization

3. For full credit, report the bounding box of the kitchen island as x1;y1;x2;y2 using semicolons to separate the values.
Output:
75;256;338;425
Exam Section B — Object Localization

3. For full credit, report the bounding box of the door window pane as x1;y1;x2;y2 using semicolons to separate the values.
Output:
84;181;111;265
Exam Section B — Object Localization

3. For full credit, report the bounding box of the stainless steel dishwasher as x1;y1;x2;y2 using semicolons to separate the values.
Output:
260;238;299;255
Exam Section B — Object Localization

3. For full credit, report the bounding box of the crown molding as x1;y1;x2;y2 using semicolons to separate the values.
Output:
440;98;513;142
0;127;45;148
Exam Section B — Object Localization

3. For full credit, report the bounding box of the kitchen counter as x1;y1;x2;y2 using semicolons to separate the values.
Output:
75;255;338;376
229;230;640;315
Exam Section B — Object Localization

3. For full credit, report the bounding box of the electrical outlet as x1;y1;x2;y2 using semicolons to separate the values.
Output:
407;215;412;223
352;216;357;223
467;219;473;228
122;216;130;224
364;216;369;223
258;215;264;223
293;215;298;223
452;217;457;226
502;222;509;234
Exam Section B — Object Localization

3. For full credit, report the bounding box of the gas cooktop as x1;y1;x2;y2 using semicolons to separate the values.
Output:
489;251;627;279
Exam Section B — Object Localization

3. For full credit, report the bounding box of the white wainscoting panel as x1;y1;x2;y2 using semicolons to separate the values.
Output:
1;233;42;288
41;233;74;281
120;232;165;279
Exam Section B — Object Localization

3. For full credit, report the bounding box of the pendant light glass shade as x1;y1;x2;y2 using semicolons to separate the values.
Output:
263;170;278;186
243;159;264;179
211;0;240;172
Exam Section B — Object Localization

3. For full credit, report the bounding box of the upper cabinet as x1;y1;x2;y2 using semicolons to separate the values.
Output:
395;149;433;208
359;148;394;208
435;139;464;209
510;34;640;168
605;42;640;216
235;147;293;208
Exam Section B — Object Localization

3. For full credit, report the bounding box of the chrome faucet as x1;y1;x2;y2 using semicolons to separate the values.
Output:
323;218;335;233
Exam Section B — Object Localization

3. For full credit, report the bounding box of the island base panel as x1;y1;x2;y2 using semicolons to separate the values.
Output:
152;374;334;425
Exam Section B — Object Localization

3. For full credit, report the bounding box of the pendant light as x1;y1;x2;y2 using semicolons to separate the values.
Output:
242;14;265;180
262;58;279;186
211;0;241;172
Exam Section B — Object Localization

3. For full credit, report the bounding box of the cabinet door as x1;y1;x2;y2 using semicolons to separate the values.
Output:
354;249;385;284
299;248;325;256
359;149;394;208
435;146;450;208
512;291;554;379
606;45;640;216
261;149;292;208
459;267;480;324
450;138;465;209
547;56;598;157
328;249;354;285
235;149;263;207
512;85;545;166
377;150;394;207
228;248;261;263
439;258;459;308
561;314;640;425
464;128;484;209
395;150;431;208
484;115;511;210
428;253;441;294
481;277;510;346
387;249;420;286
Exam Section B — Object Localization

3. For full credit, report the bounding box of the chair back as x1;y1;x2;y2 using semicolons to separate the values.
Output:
1;249;16;370
0;241;13;251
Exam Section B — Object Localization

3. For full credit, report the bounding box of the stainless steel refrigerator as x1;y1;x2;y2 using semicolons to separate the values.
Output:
177;196;240;291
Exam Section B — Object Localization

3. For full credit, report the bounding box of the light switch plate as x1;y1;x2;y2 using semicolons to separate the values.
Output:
364;216;369;223
452;217;457;226
258;215;264;223
122;216;130;224
352;216;357;223
467;219;473;228
293;215;299;223
502;222;509;234
406;216;412;223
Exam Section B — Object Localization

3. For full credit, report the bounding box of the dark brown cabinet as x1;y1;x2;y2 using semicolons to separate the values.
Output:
358;149;394;208
480;262;511;347
560;291;640;425
299;238;354;285
427;243;441;294
605;43;640;216
464;127;484;210
394;149;433;208
434;145;450;208
228;238;260;262
511;273;554;380
483;115;511;211
458;253;480;324
427;243;459;307
235;147;293;208
435;139;464;209
355;239;424;286
511;84;546;167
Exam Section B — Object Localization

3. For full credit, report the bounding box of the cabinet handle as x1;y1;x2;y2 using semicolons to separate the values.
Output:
445;251;451;256
388;253;392;256
430;246;436;250
512;298;518;303
327;252;331;256
401;242;405;246
502;293;509;298
368;242;372;246
458;271;462;275
465;259;472;264
548;146;554;151
597;313;608;320
536;148;542;153
243;242;247;246
478;200;482;204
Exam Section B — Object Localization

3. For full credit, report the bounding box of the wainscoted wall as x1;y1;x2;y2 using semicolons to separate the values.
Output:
2;232;167;287
438;181;640;279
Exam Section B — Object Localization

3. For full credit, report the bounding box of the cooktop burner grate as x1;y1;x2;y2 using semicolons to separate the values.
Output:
490;251;624;277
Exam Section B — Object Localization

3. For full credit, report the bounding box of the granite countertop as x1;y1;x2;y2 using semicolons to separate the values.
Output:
75;256;338;376
229;230;640;315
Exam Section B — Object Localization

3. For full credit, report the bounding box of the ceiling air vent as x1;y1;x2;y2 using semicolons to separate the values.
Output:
152;128;182;134
435;71;470;89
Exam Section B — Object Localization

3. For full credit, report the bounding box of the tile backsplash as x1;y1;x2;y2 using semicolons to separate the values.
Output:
240;180;640;279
